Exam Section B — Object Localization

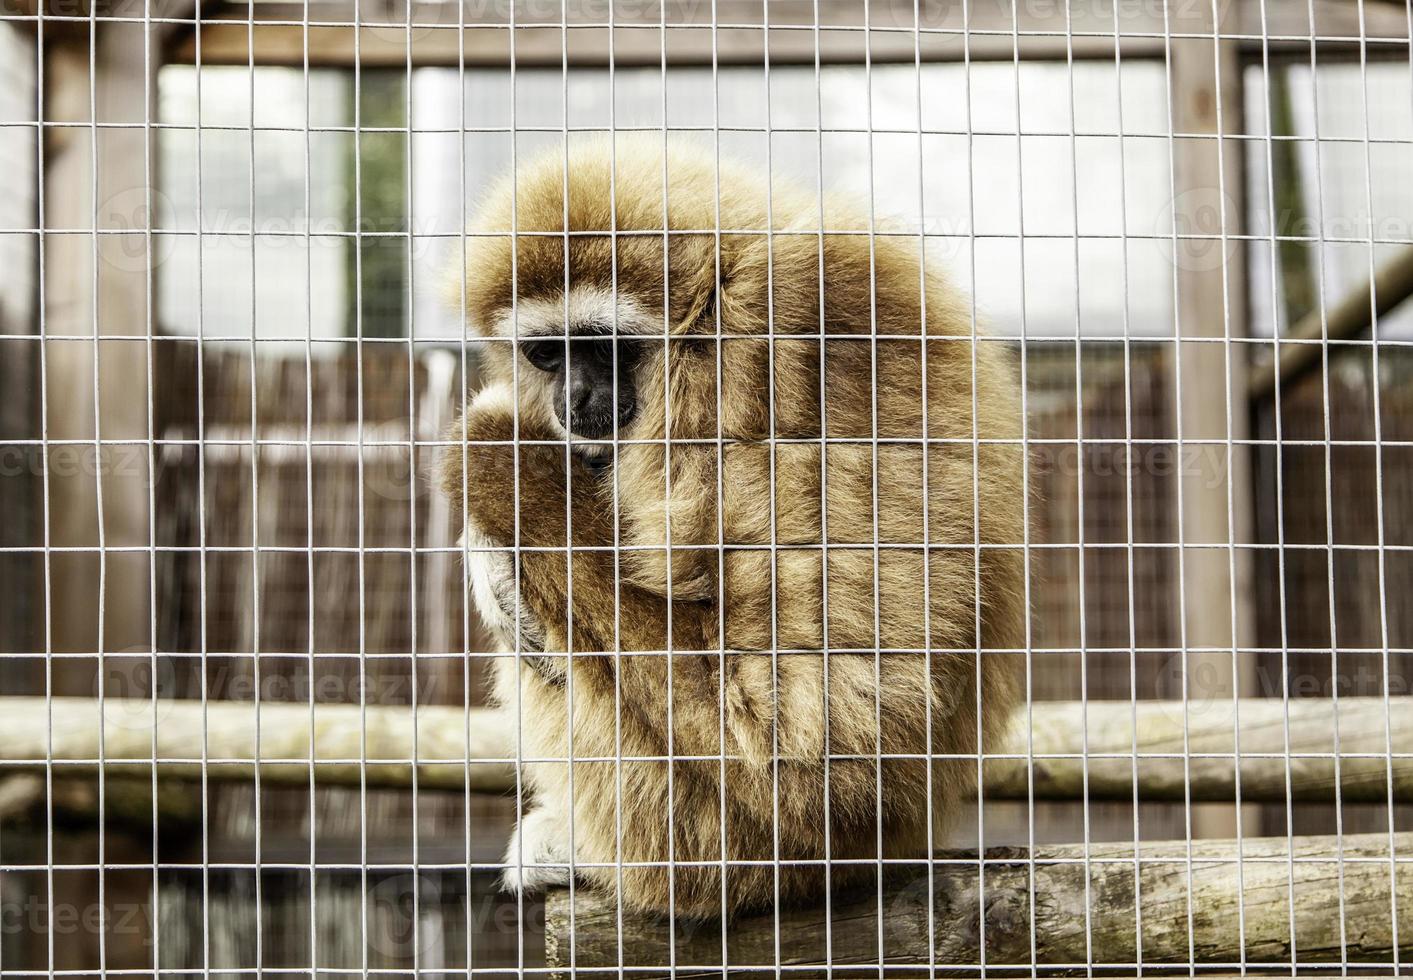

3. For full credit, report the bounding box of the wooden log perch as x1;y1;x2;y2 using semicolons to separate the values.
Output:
0;695;1408;804
545;831;1413;976
0;696;514;792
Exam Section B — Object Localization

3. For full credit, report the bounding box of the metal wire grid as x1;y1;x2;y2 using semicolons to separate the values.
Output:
0;0;1410;976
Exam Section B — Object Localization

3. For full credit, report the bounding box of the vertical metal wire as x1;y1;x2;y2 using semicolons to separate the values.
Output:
505;3;530;972
862;0;891;965
1107;0;1148;967
300;0;318;969
1157;3;1203;970
1203;5;1252;966
709;1;731;959
33;2;56;975
192;2;215;972
808;2;834;970
141;0;161;971
958;1;992;973
454;0;473;969
760;0;784;965
1059;3;1098;968
1301;0;1355;965
598;9;630;974
87;9;109;975
1351;3;1403;967
1388;0;1413;968
351;3;372;969
1252;1;1303;968
651;6;681;969
907;2;936;974
556;8;581;971
1003;1;1040;970
243;0;265;964
402;1;421;969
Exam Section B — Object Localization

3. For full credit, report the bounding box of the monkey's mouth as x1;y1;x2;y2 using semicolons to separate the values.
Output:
581;453;613;478
558;393;637;444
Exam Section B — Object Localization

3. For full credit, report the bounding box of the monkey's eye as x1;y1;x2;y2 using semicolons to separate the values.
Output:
520;340;564;372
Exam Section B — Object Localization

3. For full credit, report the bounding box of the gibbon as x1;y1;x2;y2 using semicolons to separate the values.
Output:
441;138;1026;920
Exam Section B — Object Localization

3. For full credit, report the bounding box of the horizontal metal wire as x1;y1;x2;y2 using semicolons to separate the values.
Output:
7;118;1413;146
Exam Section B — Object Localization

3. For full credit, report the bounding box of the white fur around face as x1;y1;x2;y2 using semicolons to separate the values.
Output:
461;525;515;650
491;284;659;341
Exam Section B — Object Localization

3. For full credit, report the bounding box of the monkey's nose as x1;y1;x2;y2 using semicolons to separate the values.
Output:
568;379;593;415
566;385;612;439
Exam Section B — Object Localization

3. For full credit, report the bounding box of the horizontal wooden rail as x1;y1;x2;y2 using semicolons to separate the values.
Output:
0;695;1408;805
997;696;1413;804
165;0;1412;68
545;830;1413;975
0;697;513;792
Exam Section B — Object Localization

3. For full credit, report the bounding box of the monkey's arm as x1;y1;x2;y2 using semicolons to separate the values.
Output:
446;388;966;771
445;386;718;694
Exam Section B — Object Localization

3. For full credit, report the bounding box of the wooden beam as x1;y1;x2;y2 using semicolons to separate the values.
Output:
544;830;1413;974
0;696;514;791
1249;245;1413;401
167;22;1164;69
162;0;1412;68
1;696;1409;804
994;695;1413;804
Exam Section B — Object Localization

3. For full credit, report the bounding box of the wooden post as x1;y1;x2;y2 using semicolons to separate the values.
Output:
544;831;1412;974
1167;0;1258;840
42;25;157;692
0;23;38;674
39;19;193;976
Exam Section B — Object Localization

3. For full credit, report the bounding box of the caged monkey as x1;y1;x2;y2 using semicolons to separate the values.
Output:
441;138;1027;919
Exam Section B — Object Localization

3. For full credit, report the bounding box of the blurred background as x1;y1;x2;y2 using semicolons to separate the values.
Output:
1;0;1411;974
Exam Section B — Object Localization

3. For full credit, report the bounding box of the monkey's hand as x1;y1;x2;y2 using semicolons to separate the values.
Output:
444;384;632;688
443;384;599;550
499;804;572;896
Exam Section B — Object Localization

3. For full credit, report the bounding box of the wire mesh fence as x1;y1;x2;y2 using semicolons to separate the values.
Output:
0;0;1411;976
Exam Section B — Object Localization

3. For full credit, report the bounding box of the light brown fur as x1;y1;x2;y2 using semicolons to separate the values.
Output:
441;138;1026;919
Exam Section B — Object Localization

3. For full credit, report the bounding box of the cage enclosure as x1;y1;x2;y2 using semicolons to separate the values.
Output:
0;0;1411;976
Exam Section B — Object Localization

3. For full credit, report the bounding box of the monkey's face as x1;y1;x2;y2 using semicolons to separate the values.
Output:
456;139;757;452
518;331;646;443
486;285;666;457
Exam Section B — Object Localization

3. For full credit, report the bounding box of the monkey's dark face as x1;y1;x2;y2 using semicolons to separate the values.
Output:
518;334;645;442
